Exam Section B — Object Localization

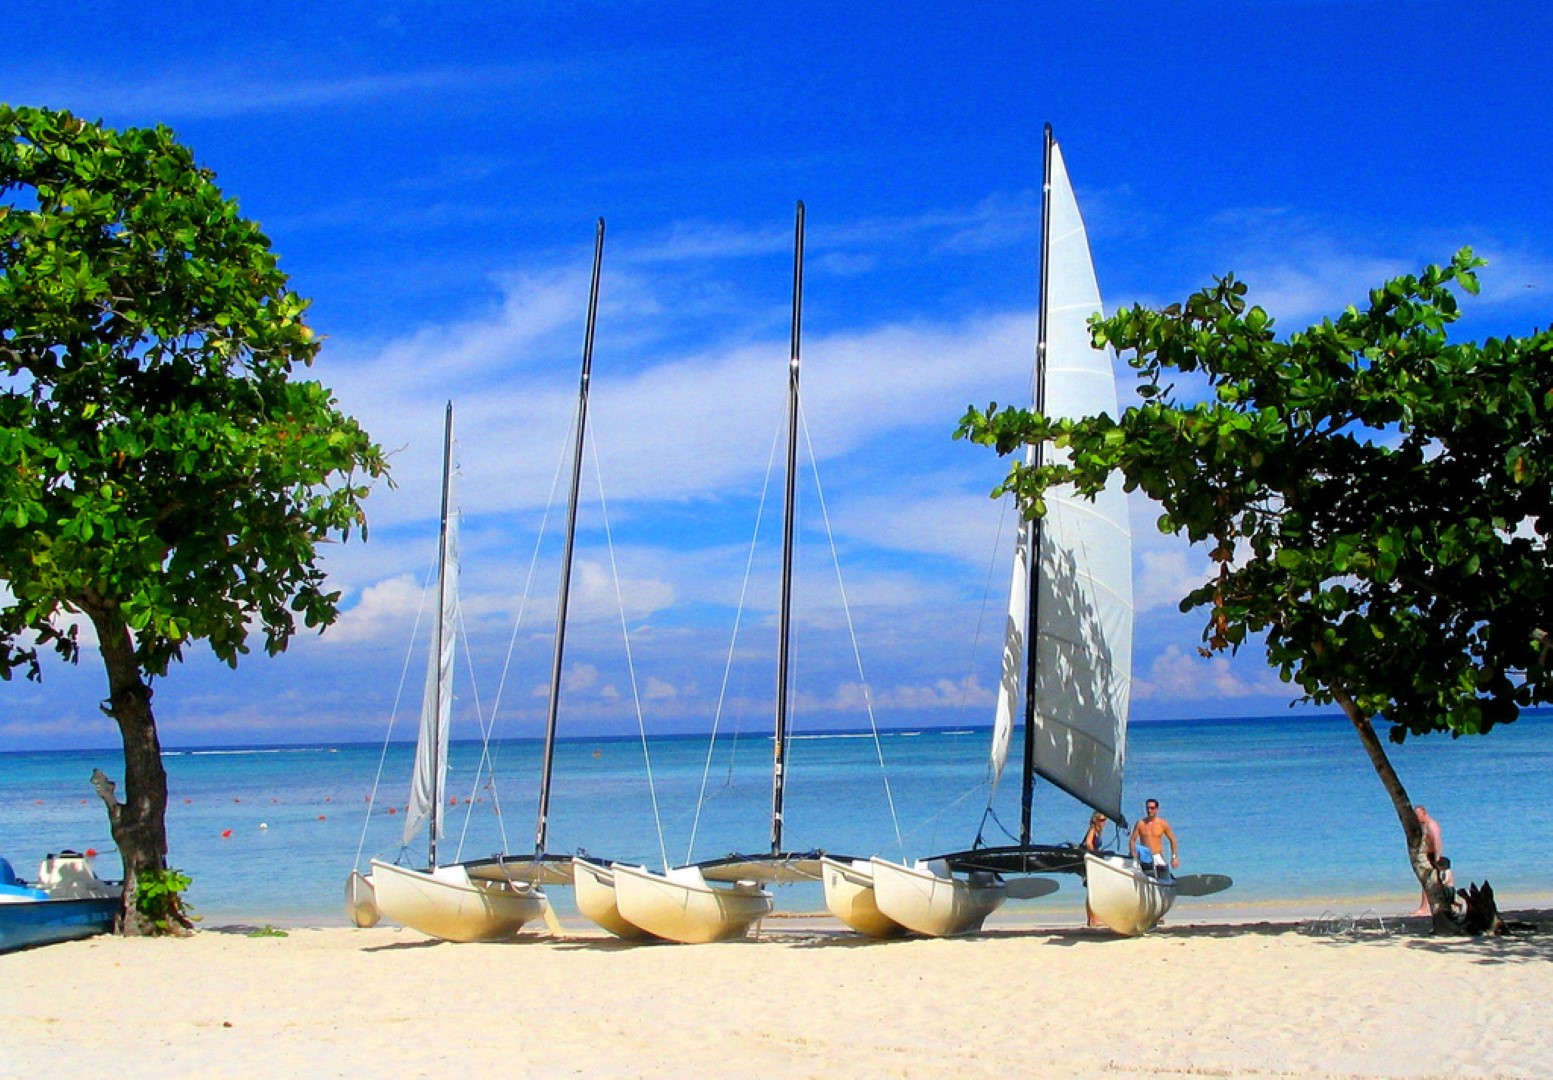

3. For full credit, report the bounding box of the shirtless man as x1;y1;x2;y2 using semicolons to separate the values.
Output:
1409;805;1444;916
1129;798;1179;877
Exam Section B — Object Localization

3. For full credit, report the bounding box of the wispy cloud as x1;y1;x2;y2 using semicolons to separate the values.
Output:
25;65;571;123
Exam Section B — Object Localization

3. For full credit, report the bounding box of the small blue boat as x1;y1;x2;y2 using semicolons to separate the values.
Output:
0;852;119;954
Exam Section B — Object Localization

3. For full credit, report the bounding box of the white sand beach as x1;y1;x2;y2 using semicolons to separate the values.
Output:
3;906;1547;1079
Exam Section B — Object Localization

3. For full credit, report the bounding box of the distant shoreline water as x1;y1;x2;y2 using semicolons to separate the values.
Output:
2;711;1548;925
9;709;1475;757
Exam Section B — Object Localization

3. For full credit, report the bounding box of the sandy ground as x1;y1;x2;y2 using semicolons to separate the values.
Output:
3;908;1548;1079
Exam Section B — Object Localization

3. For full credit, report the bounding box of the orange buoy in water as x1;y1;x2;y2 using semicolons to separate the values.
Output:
221;829;232;839
387;806;397;815
317;815;327;821
86;848;97;857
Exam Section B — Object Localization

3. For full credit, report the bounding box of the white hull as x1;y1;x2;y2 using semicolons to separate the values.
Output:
345;870;380;928
572;858;659;941
369;859;547;942
869;857;1006;937
821;857;908;938
1084;853;1175;936
612;863;772;944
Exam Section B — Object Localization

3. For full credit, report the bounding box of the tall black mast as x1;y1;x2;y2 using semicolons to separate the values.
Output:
535;218;606;859
770;201;804;857
429;399;454;869
1020;125;1055;846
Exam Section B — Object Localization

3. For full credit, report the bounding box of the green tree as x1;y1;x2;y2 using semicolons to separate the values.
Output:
0;106;387;934
960;250;1551;930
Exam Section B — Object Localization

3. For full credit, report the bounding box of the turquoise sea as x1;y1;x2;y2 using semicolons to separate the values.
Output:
1;713;1548;925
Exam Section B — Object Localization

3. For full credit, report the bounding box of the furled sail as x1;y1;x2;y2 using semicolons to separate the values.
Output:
404;443;459;849
1027;141;1133;825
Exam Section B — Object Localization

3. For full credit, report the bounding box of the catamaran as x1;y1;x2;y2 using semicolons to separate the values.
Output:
841;125;1175;938
599;202;856;943
351;222;620;939
352;402;552;942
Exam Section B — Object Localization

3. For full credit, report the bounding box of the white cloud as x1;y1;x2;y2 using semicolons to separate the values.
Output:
824;673;996;713
1134;546;1205;615
1135;644;1293;704
643;676;679;701
325;573;428;646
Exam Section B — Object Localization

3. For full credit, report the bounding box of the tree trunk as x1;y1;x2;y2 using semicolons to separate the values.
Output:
1330;686;1454;932
83;602;188;936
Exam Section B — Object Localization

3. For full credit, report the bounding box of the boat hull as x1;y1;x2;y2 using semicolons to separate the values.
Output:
0;893;117;953
821;857;908;938
613;863;772;944
369;859;547;942
572;858;659;941
345;870;380;928
1084;853;1176;936
870;857;1006;937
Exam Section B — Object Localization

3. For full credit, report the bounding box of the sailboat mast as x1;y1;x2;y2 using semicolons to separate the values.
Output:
770;200;804;857
535;218;606;859
429;400;455;868
1020;125;1055;846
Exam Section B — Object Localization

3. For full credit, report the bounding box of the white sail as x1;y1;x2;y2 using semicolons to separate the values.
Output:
1027;141;1133;825
404;449;459;849
988;478;1030;787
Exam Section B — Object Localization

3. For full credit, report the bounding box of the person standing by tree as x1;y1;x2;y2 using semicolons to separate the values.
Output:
1408;806;1444;916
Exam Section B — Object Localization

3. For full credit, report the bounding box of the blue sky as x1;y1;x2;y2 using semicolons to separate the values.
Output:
3;2;1550;750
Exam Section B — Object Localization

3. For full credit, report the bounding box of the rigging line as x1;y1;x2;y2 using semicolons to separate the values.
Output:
686;415;784;866
909;780;999;852
796;401;905;857
586;423;670;874
352;538;438;869
451;591;496;862
434;444;510;863
720;698;744;790
479;407;575;835
980;805;1021;846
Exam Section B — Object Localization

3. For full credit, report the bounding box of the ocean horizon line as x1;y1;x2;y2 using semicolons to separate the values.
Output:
8;707;1547;759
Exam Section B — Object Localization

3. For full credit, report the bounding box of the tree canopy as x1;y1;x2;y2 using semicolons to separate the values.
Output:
0;104;387;932
0;105;386;678
960;250;1551;927
961;250;1552;742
